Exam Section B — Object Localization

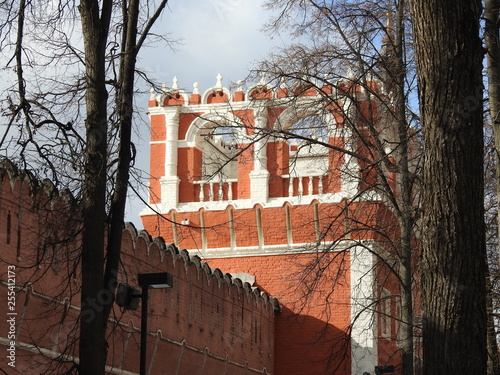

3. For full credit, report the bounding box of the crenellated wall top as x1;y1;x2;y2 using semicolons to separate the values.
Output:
0;158;73;201
148;72;381;108
121;222;281;312
0;159;280;313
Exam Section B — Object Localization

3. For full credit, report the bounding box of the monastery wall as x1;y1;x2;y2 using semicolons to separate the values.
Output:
0;159;278;374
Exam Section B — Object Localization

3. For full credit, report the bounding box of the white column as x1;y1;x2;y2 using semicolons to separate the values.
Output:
350;245;378;374
249;108;270;202
253;134;267;172
339;102;360;196
161;108;181;208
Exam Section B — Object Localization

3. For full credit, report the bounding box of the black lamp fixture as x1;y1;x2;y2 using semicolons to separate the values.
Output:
116;272;173;375
138;272;173;289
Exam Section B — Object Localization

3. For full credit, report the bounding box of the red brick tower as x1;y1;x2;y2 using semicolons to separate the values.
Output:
141;74;400;374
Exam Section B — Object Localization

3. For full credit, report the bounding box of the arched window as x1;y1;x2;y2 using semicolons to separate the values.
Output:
289;116;329;141
288;116;329;178
199;125;238;181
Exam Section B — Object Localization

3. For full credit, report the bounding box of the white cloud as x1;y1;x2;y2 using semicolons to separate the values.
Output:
140;0;284;90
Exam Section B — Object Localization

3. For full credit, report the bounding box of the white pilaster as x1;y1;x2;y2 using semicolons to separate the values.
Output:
160;176;180;209
338;116;360;196
162;108;180;208
250;108;269;202
350;245;378;374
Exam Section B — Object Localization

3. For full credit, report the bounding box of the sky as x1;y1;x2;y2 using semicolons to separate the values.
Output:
125;0;289;228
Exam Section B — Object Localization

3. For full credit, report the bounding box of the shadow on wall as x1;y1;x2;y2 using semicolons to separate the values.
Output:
275;305;351;375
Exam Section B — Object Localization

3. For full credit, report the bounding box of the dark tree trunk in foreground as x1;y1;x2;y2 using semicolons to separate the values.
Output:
1;0;170;373
410;0;487;373
78;1;112;374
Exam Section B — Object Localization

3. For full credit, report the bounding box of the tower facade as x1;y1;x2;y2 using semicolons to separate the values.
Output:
141;74;402;374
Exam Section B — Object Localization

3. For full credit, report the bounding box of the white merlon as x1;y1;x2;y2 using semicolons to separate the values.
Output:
236;80;244;92
258;72;267;85
215;73;223;89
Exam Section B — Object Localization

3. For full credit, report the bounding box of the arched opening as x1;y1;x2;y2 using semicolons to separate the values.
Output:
193;121;241;202
199;125;238;181
287;116;330;196
289;115;329;140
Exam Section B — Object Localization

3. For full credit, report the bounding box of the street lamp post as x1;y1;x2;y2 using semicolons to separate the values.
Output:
137;272;173;375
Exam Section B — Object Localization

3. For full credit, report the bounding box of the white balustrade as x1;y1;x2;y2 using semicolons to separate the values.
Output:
286;175;325;197
194;175;324;202
194;179;237;202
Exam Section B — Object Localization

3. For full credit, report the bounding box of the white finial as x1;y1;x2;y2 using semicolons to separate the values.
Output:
236;80;244;92
172;76;179;90
193;82;199;95
215;73;223;89
259;72;267;85
161;82;167;92
279;77;286;89
150;87;157;101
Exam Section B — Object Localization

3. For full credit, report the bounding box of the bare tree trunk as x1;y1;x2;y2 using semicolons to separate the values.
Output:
78;1;112;374
410;0;487;373
101;0;139;324
102;0;170;324
393;2;414;374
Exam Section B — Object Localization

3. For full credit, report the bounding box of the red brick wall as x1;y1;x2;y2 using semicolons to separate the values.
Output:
237;143;253;199
149;114;166;203
152;201;393;251
141;199;407;374
207;251;352;374
267;141;289;198
0;160;276;374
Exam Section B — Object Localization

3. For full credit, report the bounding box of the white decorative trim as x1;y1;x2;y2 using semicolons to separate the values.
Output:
151;94;333;115
200;73;233;104
140;190;382;216
246;84;275;99
140;192;348;216
274;101;337;131
187;241;344;259
183;111;247;145
160;176;180;208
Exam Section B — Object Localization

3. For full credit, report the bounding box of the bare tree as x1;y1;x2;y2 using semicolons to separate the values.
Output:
246;1;421;374
0;1;171;374
410;0;487;373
